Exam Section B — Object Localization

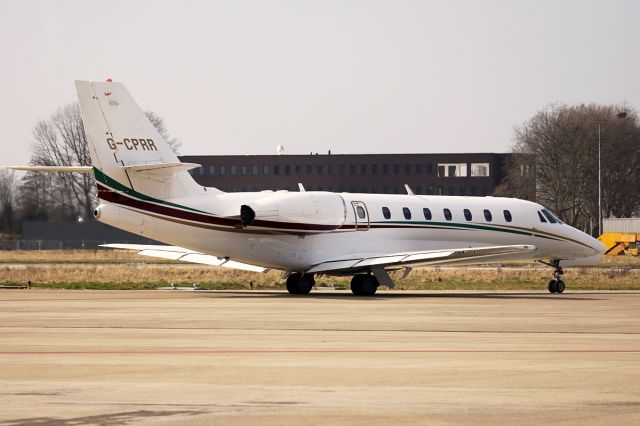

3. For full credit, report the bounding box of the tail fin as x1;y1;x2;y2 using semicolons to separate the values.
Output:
75;80;204;199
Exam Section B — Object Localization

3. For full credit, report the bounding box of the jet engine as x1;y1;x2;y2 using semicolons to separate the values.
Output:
240;192;347;231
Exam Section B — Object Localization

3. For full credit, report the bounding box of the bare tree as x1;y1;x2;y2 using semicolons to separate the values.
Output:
498;103;640;235
145;111;182;154
0;169;17;233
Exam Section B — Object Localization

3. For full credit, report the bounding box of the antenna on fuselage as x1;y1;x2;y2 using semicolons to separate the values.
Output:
404;184;415;195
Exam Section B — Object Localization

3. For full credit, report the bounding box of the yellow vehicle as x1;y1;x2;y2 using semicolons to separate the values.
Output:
598;233;640;256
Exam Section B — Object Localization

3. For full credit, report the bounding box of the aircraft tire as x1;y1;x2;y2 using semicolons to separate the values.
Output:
361;275;379;296
548;279;558;293
351;274;365;296
297;274;315;295
555;280;565;294
286;273;302;294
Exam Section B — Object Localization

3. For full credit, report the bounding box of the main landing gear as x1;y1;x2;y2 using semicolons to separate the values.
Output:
547;260;565;294
286;272;315;295
350;273;379;296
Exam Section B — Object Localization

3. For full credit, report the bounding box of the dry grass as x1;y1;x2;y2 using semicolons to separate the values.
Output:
0;250;639;290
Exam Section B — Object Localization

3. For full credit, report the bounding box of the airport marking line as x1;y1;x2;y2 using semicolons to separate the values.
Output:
1;349;639;355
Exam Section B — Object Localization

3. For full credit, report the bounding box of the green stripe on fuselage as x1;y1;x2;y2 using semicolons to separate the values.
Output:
93;167;210;215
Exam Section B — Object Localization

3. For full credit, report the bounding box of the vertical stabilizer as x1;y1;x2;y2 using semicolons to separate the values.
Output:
75;80;203;199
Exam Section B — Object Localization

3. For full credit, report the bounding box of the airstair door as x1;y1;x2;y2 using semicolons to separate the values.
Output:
351;201;370;231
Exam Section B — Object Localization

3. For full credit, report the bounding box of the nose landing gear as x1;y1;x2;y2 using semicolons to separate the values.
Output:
544;260;565;294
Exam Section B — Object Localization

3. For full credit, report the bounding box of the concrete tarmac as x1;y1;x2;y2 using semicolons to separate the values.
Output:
0;289;639;425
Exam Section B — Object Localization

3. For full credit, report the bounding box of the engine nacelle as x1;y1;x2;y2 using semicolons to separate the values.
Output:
240;192;347;231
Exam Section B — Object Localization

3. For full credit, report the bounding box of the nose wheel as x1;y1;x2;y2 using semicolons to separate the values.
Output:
544;260;565;294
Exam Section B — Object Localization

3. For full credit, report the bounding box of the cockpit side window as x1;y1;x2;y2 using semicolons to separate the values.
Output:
538;211;547;223
541;209;557;224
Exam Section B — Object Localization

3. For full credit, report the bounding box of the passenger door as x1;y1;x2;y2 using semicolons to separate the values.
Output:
351;201;370;231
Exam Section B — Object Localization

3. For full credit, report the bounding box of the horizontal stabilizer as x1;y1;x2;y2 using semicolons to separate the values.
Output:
121;162;201;174
6;166;93;173
101;244;267;273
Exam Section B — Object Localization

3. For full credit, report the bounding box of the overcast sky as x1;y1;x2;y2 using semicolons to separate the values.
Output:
1;0;638;165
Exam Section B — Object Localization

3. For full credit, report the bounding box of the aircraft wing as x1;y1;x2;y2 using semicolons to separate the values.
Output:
101;244;268;272
306;244;537;274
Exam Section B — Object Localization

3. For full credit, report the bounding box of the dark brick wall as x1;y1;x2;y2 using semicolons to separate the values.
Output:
179;153;515;196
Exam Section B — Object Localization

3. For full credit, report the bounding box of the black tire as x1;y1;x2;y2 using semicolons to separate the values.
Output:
351;274;365;296
548;279;558;293
286;273;302;294
361;275;379;296
556;279;565;294
297;274;315;295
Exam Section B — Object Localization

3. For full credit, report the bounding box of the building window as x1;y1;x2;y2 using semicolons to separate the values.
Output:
306;164;312;174
503;210;512;222
230;165;237;176
438;163;468;177
484;209;492;221
393;164;400;175
437;186;443;195
394;186;400;194
295;164;302;174
251;165;257;176
339;164;345;175
470;187;478;196
443;208;452;221
426;163;433;175
328;164;333;175
383;164;389;175
427;186;433;195
350;164;356;176
423;208;432;220
403;207;411;220
415;164;422;174
463;209;472;221
241;165;247;176
471;163;490;177
361;164;367;175
459;186;465;196
372;164;378;175
274;165;280;175
220;165;226;176
317;164;323;175
404;164;411;175
416;186;422;194
285;165;291;175
209;165;215;176
382;207;391;219
262;165;269;175
449;187;456;196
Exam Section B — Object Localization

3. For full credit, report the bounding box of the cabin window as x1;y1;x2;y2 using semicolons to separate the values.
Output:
538;211;547;223
356;206;366;219
484;209;492;221
382;207;391;219
463;209;472;221
541;209;557;224
423;208;432;220
443;208;452;221
503;210;512;222
403;207;411;220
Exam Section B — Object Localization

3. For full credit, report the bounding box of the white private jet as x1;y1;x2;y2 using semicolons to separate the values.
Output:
9;80;605;296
